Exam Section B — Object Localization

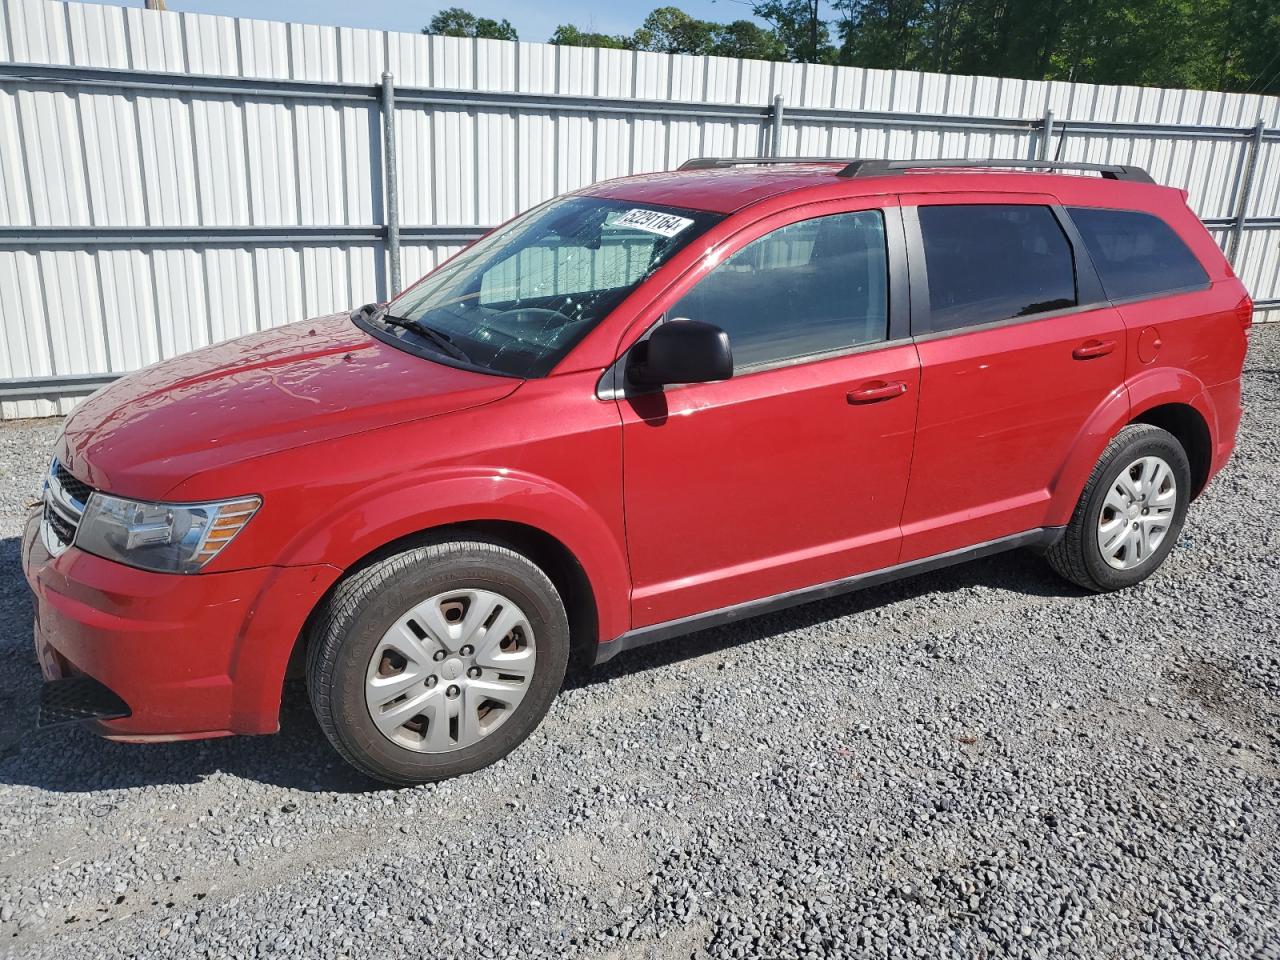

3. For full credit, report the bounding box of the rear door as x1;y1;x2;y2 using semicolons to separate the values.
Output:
615;201;919;628
898;193;1128;561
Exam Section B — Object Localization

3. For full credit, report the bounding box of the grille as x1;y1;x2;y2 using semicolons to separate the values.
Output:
53;462;92;504
38;675;131;728
41;459;94;556
44;501;77;544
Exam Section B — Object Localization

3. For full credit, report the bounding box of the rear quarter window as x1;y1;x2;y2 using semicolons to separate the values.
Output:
1067;207;1209;302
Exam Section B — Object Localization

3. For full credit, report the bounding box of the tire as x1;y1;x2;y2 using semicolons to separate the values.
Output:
306;539;570;786
1046;423;1191;592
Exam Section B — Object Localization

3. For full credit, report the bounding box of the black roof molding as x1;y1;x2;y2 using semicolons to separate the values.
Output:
678;156;1154;183
679;156;854;170
838;158;1154;182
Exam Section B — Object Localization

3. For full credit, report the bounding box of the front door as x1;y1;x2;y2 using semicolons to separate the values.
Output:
617;203;921;628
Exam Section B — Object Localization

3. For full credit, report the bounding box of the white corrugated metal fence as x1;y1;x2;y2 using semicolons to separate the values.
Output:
1;0;1277;418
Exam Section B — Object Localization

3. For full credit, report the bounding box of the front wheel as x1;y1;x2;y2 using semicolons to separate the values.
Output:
1046;424;1191;592
307;540;570;785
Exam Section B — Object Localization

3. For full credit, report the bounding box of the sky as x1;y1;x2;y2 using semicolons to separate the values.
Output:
76;0;771;44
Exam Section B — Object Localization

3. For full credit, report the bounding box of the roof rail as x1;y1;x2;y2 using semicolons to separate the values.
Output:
837;158;1154;182
678;156;1154;183
678;157;858;171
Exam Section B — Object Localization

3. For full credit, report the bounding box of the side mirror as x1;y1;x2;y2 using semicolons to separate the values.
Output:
626;319;733;388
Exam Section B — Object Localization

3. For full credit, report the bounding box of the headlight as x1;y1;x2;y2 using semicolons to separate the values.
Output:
76;493;261;574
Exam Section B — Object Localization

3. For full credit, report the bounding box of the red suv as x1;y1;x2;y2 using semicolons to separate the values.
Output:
22;158;1250;784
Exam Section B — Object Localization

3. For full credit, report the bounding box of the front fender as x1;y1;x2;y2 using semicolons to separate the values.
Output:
275;466;631;643
1046;367;1215;526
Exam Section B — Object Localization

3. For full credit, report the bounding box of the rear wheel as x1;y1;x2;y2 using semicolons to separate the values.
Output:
307;540;569;785
1046;424;1191;592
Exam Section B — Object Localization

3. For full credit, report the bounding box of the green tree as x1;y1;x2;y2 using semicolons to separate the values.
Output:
633;6;717;54
540;0;1280;94
754;0;835;62
711;20;787;60
423;7;517;41
548;24;635;49
833;0;926;70
1211;0;1280;94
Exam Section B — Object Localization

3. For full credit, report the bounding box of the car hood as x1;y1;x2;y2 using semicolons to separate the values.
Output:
59;314;520;499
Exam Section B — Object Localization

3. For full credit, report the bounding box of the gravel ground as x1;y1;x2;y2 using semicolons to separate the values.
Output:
0;327;1277;960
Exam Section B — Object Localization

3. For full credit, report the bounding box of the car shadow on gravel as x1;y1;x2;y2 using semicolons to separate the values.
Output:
0;537;1080;795
572;546;1088;687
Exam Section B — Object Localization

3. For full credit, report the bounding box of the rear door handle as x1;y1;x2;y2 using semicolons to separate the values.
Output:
1072;338;1117;360
847;380;908;404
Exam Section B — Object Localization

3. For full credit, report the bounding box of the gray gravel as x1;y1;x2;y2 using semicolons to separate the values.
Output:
1;327;1278;960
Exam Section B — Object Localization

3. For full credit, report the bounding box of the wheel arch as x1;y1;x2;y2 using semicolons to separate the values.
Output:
237;469;630;732
1129;401;1213;498
1048;368;1217;525
283;518;608;687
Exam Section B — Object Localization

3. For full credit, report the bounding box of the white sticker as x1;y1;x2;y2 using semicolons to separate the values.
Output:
613;208;695;238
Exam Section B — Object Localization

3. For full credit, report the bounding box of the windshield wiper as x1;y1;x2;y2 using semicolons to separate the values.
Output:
375;309;473;364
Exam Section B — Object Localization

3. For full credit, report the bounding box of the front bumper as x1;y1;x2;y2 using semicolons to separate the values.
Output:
22;509;340;740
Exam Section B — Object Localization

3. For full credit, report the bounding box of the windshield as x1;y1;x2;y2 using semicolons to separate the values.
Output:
374;196;722;377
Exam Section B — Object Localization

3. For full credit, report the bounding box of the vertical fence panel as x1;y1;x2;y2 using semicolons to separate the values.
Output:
0;0;1278;419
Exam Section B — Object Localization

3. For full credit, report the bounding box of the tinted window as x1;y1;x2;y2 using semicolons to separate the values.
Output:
919;204;1076;332
1068;207;1209;301
669;210;888;370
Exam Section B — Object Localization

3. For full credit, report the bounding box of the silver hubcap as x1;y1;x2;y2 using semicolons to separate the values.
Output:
1097;455;1178;570
364;589;536;753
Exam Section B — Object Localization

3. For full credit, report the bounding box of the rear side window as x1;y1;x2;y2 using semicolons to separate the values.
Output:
919;204;1076;332
669;210;888;370
1068;207;1209;301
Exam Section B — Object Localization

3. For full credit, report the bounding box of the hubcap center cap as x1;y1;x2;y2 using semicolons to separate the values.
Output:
440;657;466;682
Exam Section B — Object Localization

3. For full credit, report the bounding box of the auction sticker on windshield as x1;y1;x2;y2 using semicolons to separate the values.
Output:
614;208;695;238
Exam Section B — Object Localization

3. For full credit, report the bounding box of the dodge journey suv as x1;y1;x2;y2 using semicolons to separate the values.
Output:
23;157;1250;785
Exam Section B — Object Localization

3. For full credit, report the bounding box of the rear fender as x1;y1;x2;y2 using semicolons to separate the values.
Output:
1046;368;1215;526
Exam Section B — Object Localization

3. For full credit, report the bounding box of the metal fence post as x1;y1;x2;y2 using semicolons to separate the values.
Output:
1039;107;1054;160
771;95;784;157
380;72;402;296
1228;119;1265;267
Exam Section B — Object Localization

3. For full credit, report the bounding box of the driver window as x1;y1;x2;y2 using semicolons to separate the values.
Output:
669;210;888;371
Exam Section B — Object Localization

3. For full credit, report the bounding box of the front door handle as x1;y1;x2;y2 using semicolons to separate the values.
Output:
847;380;908;404
1072;338;1117;360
